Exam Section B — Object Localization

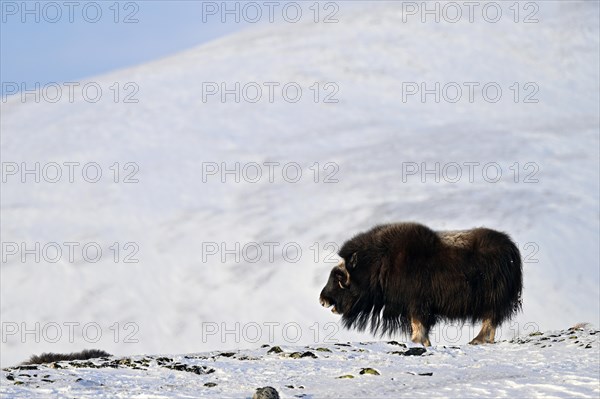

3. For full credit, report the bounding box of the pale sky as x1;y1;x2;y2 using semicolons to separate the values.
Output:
0;1;273;95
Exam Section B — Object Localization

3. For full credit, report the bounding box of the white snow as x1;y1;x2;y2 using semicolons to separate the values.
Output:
1;1;599;396
2;327;599;398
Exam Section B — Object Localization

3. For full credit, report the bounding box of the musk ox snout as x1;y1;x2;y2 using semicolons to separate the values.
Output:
319;287;338;313
319;297;341;314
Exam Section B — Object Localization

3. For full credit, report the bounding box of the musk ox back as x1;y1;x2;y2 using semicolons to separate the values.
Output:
319;222;522;345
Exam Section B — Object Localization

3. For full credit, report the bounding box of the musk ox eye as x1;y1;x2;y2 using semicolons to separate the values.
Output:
334;270;345;281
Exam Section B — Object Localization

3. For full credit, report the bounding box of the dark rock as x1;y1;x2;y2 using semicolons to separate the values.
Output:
184;355;208;360
253;386;280;399
12;365;38;371
406;347;427;356
267;346;283;354
359;368;380;375
288;351;317;359
236;355;260;361
204;382;217;387
162;363;215;375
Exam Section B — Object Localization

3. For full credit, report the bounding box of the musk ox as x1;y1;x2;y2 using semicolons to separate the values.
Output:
319;222;522;345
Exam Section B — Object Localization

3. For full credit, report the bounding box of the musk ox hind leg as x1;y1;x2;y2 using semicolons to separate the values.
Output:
469;319;496;345
410;318;432;347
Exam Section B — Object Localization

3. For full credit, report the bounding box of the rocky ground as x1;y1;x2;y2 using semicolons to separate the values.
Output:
1;326;598;398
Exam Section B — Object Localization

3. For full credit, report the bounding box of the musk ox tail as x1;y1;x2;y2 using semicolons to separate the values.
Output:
22;349;111;365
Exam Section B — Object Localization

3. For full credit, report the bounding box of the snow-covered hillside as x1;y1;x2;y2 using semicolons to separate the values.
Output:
2;326;599;398
1;0;599;377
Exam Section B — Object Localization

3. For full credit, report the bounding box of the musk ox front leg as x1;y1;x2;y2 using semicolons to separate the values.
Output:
469;319;496;345
410;318;431;347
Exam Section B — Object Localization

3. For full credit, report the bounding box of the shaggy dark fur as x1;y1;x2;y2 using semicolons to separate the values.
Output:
22;349;111;365
319;222;522;339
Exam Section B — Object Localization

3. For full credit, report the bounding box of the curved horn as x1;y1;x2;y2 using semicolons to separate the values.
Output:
337;259;351;287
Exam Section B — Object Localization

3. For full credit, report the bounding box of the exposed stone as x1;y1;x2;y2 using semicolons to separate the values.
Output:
253;386;280;399
403;347;427;356
267;346;283;354
359;368;380;375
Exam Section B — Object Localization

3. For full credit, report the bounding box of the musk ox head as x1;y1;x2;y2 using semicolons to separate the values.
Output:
318;226;401;335
319;253;359;315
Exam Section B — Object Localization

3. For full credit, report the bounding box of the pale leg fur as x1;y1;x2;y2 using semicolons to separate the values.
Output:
469;319;496;345
410;319;431;346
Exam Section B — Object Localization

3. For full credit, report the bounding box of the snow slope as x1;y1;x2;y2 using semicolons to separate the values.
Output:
1;0;599;374
2;326;599;398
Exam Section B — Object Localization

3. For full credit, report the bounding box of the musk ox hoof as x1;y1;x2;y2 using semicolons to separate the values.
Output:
468;338;494;345
411;338;431;347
